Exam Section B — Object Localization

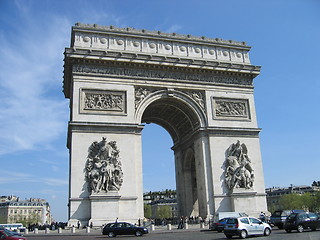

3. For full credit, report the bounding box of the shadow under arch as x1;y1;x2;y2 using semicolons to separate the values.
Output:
135;89;207;145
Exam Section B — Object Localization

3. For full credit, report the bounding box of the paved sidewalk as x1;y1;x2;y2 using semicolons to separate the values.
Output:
25;224;210;236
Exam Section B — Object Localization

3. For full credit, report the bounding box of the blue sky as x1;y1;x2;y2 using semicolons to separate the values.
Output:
0;0;319;222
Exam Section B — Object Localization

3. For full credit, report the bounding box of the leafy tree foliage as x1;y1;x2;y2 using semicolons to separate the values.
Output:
156;205;172;219
144;204;151;219
275;192;320;212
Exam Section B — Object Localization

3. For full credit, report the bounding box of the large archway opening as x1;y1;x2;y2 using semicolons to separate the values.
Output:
142;123;175;192
140;96;203;218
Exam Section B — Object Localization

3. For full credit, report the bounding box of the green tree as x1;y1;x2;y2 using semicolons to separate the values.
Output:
279;193;304;210
156;205;172;219
144;204;151;219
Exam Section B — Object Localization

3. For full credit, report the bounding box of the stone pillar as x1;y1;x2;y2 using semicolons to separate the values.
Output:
86;226;90;233
34;228;38;234
71;226;75;234
45;228;50;234
58;227;62;234
151;224;155;231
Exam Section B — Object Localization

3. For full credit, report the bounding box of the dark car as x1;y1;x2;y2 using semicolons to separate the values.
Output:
284;212;320;233
211;218;229;232
0;230;28;240
102;222;148;237
270;210;304;229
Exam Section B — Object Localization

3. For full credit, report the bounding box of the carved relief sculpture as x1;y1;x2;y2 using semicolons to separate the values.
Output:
85;137;124;194
186;91;205;110
213;98;250;120
224;140;254;190
135;88;151;109
84;91;124;111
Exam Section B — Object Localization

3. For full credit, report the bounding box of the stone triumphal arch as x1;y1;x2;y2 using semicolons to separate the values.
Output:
63;23;268;226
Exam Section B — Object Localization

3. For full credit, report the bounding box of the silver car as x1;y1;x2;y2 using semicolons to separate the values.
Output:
224;216;272;239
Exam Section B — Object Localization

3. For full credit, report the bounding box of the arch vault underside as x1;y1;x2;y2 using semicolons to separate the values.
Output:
63;23;268;226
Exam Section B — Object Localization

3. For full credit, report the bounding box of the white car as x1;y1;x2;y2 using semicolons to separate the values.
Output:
223;216;272;239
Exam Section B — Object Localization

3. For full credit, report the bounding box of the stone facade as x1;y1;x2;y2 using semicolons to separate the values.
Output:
0;196;53;225
63;23;267;226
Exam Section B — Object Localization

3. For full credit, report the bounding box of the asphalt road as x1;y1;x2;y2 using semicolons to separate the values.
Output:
24;228;320;240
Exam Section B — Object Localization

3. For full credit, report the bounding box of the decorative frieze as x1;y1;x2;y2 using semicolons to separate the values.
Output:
212;97;250;120
72;24;251;65
73;64;253;86
81;89;126;114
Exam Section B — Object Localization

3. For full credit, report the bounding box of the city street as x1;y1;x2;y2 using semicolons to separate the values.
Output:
24;228;320;240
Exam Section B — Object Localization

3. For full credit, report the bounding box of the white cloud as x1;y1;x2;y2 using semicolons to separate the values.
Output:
166;24;182;33
42;178;68;186
0;11;71;155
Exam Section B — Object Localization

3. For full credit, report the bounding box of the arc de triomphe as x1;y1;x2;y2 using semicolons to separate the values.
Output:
63;23;268;226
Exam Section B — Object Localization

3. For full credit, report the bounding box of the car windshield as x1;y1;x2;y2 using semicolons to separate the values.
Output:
227;218;238;224
287;213;298;220
3;230;14;237
271;211;282;217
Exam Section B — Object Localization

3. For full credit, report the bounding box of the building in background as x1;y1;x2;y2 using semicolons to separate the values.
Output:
144;190;178;219
0;196;53;225
266;185;320;211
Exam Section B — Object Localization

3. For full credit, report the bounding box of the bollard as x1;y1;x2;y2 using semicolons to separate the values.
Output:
58;227;62;234
184;223;189;229
167;224;172;230
24;229;29;235
151;224;155;231
34;228;38;234
45;228;50;234
71;226;75;234
86;226;90;233
200;222;204;229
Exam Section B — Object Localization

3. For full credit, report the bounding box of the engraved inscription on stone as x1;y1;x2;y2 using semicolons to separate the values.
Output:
81;89;126;114
212;98;250;120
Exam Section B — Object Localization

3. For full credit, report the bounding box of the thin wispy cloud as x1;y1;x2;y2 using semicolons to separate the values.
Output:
0;12;70;155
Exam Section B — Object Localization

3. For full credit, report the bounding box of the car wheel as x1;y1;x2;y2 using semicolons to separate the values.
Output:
264;228;271;236
311;228;317;231
240;230;247;239
217;230;222;232
297;225;304;233
225;234;233;239
108;232;115;237
285;229;292;233
135;230;142;236
278;224;283;229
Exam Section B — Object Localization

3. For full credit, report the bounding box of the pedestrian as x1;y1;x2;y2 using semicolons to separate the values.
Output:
77;221;80;229
259;212;266;222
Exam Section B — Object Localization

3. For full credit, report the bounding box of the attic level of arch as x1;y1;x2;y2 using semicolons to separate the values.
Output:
63;56;258;99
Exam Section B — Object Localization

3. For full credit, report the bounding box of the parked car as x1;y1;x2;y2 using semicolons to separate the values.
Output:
0;230;28;240
270;210;304;229
210;212;247;231
102;222;148;237
284;212;320;233
211;218;229;232
224;217;272;239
